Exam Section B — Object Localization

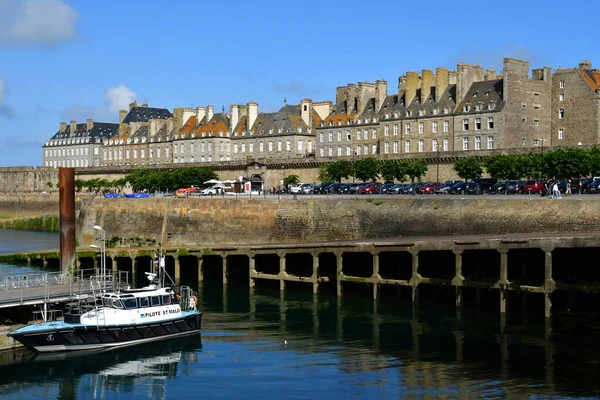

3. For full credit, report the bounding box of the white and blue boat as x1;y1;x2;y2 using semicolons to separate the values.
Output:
8;260;201;353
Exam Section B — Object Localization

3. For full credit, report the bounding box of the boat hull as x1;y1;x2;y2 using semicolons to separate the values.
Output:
9;312;201;353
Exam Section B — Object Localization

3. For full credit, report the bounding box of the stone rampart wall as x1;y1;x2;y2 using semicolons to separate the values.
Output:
76;197;600;248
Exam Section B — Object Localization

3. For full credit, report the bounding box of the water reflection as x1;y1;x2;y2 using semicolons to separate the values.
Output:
0;279;598;399
0;336;202;399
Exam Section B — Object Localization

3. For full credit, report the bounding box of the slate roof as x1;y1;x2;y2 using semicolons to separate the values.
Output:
358;98;377;119
321;99;358;127
130;125;149;139
454;79;504;115
177;115;197;138
122;106;172;124
242;105;317;136
49;122;119;142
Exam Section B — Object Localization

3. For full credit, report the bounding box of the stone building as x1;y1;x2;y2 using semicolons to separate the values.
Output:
550;60;600;148
102;102;173;167
43;119;118;168
43;57;600;171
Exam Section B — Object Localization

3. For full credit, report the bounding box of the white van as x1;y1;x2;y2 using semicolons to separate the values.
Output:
289;183;311;194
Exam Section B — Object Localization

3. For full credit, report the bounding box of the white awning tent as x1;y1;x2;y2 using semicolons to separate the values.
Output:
203;179;222;184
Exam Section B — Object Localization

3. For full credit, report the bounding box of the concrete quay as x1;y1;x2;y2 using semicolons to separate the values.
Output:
4;231;600;319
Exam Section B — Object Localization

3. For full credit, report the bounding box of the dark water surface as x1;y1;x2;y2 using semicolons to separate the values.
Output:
0;231;599;399
0;281;599;399
0;229;59;275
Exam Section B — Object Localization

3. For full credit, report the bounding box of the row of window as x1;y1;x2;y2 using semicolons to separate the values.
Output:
318;136;495;157
232;140;312;154
318;117;496;143
173;155;232;163
45;159;95;168
45;147;97;158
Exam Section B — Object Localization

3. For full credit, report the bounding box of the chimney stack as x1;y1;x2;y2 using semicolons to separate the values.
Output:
398;75;407;94
119;109;127;123
247;102;258;130
60;121;67;133
435;67;449;101
421;69;433;103
375;79;387;112
485;68;497;81
70;120;77;135
230;105;241;132
301;98;312;127
141;103;148;107
457;63;484;103
86;118;93;131
196;106;206;123
207;105;214;121
129;101;137;111
405;71;419;106
579;60;592;70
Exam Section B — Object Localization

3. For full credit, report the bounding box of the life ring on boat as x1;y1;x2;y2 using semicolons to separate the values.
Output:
192;295;198;305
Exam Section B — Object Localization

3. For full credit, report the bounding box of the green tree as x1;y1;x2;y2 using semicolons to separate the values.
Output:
405;159;429;182
543;147;589;179
320;160;353;183
484;155;516;180
453;157;483;181
588;146;600;177
283;174;300;188
380;160;399;183
353;157;380;182
395;161;410;182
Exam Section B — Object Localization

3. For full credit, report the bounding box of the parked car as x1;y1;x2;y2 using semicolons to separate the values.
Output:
418;182;442;194
449;182;468;194
435;180;462;194
290;183;312;194
587;178;600;193
340;183;354;194
360;182;383;194
523;180;548;195
472;178;498;192
506;180;526;194
327;183;343;194
570;178;593;193
489;181;508;194
349;183;367;194
301;184;315;194
403;182;427;194
389;183;406;194
380;183;396;194
312;183;330;194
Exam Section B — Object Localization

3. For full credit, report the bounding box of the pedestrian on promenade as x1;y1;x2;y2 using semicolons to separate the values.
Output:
552;182;561;199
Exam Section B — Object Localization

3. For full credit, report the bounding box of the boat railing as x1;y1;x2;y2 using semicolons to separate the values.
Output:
178;286;198;312
32;309;64;324
0;271;67;291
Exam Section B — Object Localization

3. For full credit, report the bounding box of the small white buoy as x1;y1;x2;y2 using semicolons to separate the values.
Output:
284;340;287;346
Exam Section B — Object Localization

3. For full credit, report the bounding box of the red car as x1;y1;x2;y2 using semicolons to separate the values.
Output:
523;180;547;194
360;182;383;194
417;182;442;194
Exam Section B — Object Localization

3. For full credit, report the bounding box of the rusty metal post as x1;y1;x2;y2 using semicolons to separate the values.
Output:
59;168;76;273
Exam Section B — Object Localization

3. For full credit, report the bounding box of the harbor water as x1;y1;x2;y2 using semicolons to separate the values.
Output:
0;230;599;399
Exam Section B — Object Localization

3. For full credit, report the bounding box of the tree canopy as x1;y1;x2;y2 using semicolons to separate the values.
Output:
353;157;380;182
319;160;354;183
453;157;483;181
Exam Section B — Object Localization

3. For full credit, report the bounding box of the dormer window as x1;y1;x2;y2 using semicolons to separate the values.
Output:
320;122;324;127
329;121;333;126
385;113;389;119
418;110;424;116
475;104;483;111
433;108;439;115
372;117;377;123
394;112;399;118
338;120;342;126
463;105;471;112
278;128;282;133
488;103;496;110
405;111;411;117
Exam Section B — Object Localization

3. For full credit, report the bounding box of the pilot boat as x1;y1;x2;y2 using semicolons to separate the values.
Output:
8;256;201;353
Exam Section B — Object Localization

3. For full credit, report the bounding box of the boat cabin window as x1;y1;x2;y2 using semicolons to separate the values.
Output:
151;296;160;306
122;298;138;309
139;297;150;307
162;295;171;305
112;299;124;309
102;298;112;307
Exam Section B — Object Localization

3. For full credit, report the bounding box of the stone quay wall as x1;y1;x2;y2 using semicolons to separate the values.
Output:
76;197;600;248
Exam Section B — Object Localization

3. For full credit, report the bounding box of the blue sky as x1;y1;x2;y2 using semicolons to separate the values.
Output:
0;0;597;166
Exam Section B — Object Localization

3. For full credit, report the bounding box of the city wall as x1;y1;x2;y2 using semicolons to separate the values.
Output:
76;197;600;248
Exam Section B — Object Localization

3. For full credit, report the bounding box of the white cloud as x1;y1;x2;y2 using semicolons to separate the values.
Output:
104;84;137;113
0;0;78;46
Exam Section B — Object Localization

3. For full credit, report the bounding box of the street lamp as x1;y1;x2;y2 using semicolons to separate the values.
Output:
93;225;106;289
534;138;545;178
